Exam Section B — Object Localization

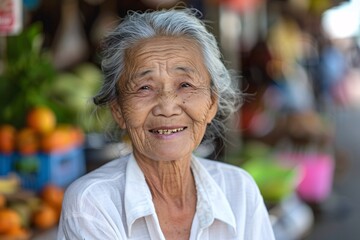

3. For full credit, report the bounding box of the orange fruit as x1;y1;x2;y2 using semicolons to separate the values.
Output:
41;127;71;152
16;128;39;155
41;184;64;210
0;124;16;154
74;127;85;146
58;125;84;146
32;204;58;230
0;194;6;209
26;107;56;135
0;208;21;234
4;226;29;239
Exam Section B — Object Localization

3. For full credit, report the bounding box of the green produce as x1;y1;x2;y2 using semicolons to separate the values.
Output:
14;156;39;174
0;23;56;128
243;158;299;203
48;63;112;132
0;22;108;132
10;201;33;227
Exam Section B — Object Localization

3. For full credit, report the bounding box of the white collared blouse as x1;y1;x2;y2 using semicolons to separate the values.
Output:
57;153;275;240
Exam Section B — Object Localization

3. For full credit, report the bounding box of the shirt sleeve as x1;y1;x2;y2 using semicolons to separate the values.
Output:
56;179;127;240
57;212;120;240
245;192;276;240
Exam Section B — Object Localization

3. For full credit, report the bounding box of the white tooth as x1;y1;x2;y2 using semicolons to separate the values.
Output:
158;130;163;134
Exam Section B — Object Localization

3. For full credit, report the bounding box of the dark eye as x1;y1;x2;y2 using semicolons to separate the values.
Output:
139;85;151;91
180;82;191;88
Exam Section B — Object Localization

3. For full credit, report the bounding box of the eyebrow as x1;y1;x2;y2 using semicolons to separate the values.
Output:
174;66;196;74
132;69;152;80
133;66;196;79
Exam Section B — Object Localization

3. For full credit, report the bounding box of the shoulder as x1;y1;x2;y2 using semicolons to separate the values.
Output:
196;157;261;200
198;158;256;185
62;154;130;212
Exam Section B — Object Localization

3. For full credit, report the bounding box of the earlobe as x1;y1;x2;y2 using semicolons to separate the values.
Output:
110;101;126;129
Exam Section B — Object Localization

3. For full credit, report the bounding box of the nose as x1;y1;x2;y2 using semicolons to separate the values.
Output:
152;90;182;117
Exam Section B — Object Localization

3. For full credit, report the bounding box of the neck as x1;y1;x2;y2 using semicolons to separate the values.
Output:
134;153;195;206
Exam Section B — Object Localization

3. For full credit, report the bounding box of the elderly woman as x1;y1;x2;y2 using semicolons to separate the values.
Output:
57;8;275;240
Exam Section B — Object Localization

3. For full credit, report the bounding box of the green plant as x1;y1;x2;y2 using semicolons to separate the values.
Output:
0;23;56;128
0;22;110;133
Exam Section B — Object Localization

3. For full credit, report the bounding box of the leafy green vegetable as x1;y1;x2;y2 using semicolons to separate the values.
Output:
0;22;109;133
0;23;56;128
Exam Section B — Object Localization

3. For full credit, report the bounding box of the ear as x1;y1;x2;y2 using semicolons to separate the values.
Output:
206;91;218;124
110;101;126;129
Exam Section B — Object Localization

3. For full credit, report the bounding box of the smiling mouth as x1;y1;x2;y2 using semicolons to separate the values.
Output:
150;127;187;135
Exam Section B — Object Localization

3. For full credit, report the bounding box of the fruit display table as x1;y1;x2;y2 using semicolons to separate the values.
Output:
0;185;64;239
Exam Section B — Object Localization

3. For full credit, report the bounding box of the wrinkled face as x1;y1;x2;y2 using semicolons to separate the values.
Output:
112;36;217;162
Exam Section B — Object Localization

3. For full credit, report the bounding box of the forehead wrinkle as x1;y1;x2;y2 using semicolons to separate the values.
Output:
123;36;209;85
134;44;186;63
132;56;200;79
132;39;202;66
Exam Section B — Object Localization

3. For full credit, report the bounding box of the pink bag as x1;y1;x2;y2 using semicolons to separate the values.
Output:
278;152;334;203
296;153;334;203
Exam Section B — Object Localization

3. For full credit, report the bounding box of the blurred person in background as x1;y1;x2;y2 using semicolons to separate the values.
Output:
320;5;360;107
57;8;275;240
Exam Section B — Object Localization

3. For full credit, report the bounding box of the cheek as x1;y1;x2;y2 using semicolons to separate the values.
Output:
120;104;146;128
182;101;212;143
181;94;213;123
121;105;149;147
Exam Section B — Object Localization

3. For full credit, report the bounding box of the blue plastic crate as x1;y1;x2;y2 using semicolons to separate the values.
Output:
0;153;13;176
13;147;86;192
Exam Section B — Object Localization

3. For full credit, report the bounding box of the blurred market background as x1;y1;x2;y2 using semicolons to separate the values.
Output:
1;0;360;239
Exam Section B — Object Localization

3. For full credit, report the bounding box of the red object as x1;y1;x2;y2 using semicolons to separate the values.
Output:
0;0;22;36
221;0;263;12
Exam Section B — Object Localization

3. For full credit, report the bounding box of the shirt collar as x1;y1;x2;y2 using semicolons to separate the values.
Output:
124;153;237;237
124;154;155;237
191;155;237;232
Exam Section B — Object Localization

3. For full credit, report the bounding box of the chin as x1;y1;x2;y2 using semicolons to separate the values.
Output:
149;149;193;162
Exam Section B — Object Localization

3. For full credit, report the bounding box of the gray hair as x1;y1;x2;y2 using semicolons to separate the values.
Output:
93;8;242;142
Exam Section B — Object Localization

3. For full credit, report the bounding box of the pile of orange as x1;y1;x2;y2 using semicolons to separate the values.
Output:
26;107;57;135
0;184;65;239
0;195;29;239
0;106;76;237
32;184;64;230
0;106;84;155
0;125;16;155
40;124;84;153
